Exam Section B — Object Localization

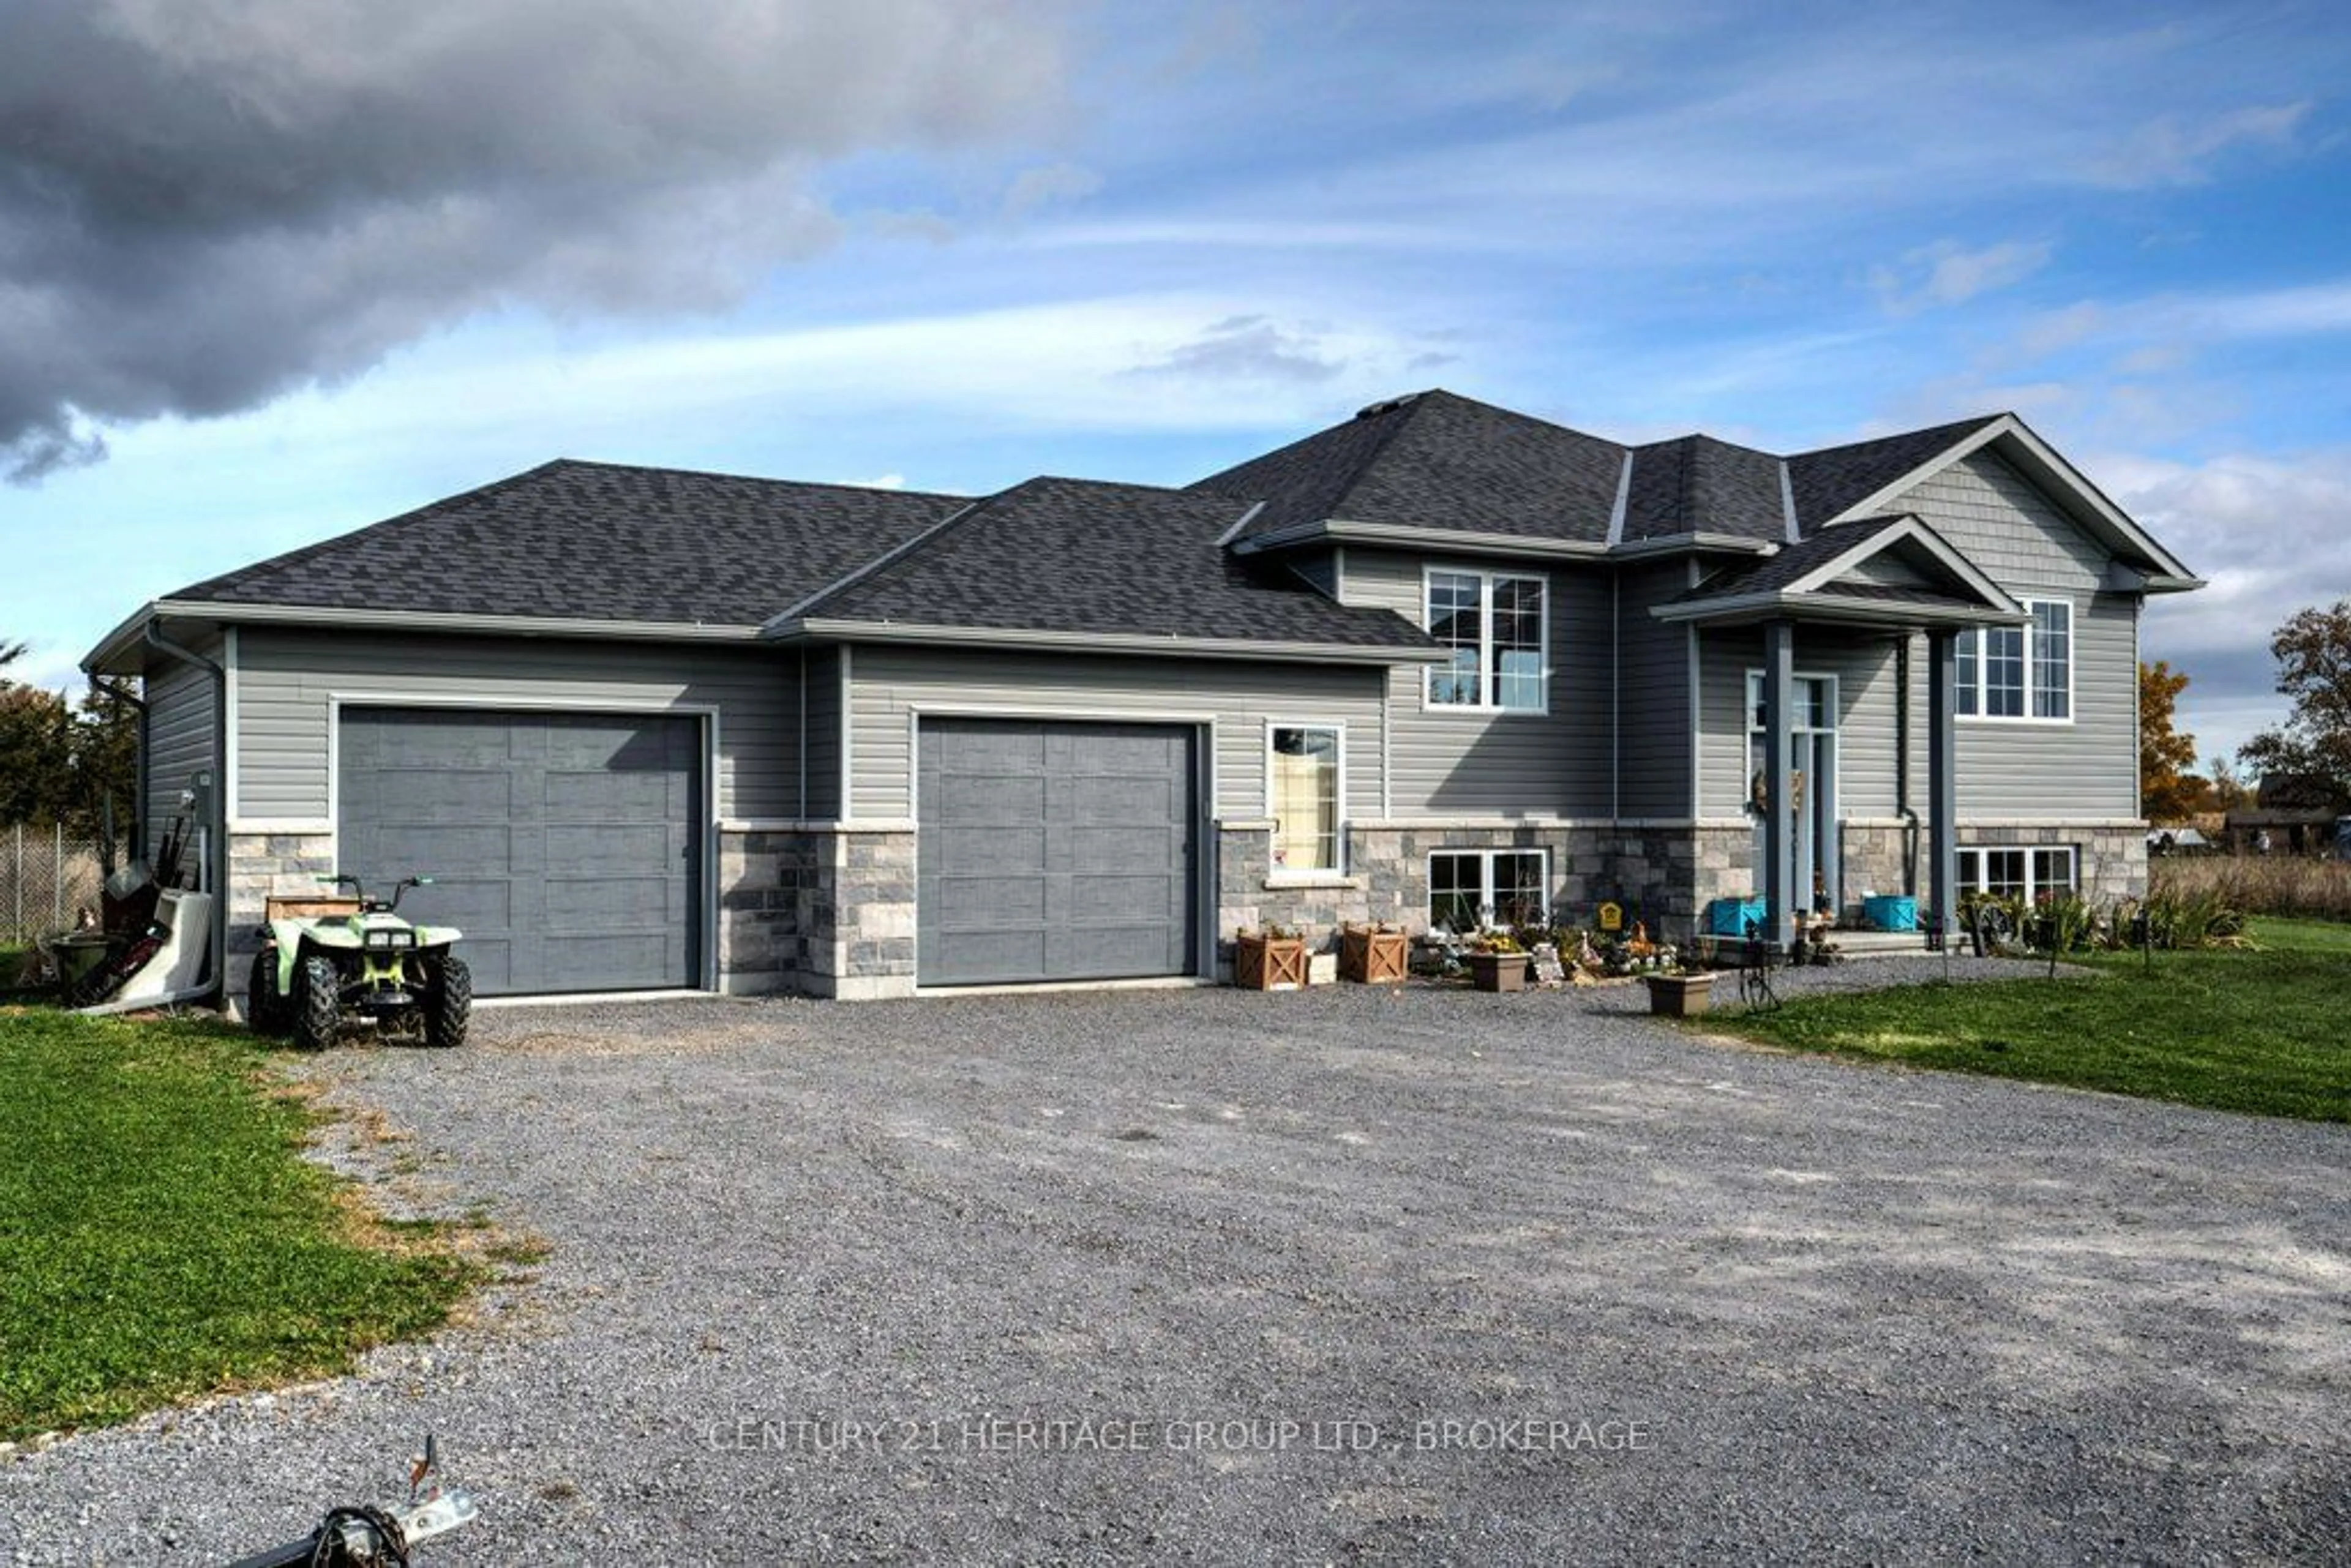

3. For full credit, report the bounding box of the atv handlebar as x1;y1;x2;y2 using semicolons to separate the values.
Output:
318;874;437;912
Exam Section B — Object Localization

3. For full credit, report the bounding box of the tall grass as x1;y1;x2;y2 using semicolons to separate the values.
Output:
2151;855;2351;923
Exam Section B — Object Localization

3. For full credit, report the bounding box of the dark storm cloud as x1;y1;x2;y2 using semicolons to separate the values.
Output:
0;0;1070;479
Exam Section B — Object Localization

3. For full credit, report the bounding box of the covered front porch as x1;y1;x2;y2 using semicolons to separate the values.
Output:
1655;514;2031;951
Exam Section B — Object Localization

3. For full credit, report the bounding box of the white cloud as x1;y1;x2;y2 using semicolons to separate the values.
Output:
2103;447;2351;756
1871;240;2053;314
1124;315;1345;384
2085;101;2310;188
2177;280;2351;339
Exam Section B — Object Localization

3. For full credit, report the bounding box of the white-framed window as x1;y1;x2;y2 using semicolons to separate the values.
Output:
1957;846;2078;902
1954;599;2071;721
1267;724;1343;876
1428;849;1549;932
1425;567;1548;713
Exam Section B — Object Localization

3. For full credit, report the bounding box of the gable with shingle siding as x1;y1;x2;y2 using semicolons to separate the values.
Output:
1878;446;2139;819
1889;448;2112;595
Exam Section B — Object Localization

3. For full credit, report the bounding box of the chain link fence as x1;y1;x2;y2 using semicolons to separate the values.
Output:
0;825;107;945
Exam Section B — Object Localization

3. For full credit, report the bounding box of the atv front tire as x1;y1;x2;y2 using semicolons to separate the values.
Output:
247;947;290;1036
424;956;472;1048
294;954;342;1051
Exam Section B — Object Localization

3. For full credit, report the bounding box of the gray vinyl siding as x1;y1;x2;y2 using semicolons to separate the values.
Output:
231;630;801;822
1695;628;1905;820
1695;629;1748;818
1336;548;1609;817
1615;562;1695;818
801;645;842;820
1892;449;2140;819
1289;549;1338;598
143;632;220;858
845;645;1386;822
1838;547;1937;588
1832;634;1904;818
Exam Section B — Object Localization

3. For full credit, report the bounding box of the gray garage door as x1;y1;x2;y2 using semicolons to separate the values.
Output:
917;719;1198;986
338;709;700;996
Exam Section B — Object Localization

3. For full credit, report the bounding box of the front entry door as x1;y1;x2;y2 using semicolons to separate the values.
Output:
1748;674;1840;920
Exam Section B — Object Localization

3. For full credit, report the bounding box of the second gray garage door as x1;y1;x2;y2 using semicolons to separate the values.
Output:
339;708;701;996
917;719;1198;986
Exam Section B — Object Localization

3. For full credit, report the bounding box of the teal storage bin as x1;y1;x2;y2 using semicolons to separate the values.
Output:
1706;897;1767;937
1864;895;1918;931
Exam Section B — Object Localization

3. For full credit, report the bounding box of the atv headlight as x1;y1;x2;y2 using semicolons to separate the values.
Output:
365;929;417;950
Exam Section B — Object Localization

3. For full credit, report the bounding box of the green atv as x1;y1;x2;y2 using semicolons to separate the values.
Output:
249;874;471;1050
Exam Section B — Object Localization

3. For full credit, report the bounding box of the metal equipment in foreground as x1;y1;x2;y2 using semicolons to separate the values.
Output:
224;1435;478;1568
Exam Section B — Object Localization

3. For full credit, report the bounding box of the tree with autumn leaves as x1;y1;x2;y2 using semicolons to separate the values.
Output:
2139;659;2202;822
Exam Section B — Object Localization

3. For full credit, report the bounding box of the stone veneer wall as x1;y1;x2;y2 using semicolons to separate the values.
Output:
1956;823;2147;905
222;823;921;1007
716;829;805;995
1214;820;1728;959
1837;822;1918;917
809;827;917;1000
227;816;2150;1008
225;830;336;985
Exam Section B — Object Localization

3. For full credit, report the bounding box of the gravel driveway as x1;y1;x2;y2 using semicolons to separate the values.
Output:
4;965;2347;1564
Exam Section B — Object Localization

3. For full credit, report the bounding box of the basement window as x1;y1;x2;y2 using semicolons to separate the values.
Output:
1429;849;1548;932
1957;846;2077;902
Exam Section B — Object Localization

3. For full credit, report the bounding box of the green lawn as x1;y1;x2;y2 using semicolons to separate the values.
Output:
1706;918;2351;1123
0;1010;474;1441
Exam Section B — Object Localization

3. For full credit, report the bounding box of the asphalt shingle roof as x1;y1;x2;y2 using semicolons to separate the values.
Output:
1784;415;2003;529
170;460;968;625
151;395;2043;653
1622;435;1787;543
1673;516;2011;616
1193;390;1624;544
797;477;1432;650
1679;516;1914;599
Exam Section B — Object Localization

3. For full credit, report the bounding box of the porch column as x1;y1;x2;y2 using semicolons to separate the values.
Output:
1926;628;1959;948
1763;620;1796;948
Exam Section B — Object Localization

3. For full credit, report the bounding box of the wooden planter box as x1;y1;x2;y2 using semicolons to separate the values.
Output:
1339;926;1408;985
1467;951;1529;992
1234;935;1308;991
1644;972;1714;1017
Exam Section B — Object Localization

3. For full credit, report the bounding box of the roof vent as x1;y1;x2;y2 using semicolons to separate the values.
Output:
1354;392;1423;420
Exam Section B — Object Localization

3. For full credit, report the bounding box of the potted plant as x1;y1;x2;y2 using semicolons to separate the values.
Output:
1233;923;1309;990
1339;921;1409;985
1643;964;1715;1016
1464;931;1529;992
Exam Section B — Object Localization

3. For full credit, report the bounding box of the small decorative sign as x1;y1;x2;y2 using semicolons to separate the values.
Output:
1597;901;1624;934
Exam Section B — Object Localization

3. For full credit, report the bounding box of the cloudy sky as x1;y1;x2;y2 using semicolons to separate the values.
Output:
2;0;2345;765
